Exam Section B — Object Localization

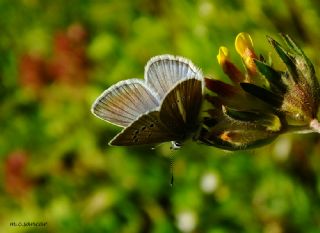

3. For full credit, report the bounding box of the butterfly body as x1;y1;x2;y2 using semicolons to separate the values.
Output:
91;55;204;147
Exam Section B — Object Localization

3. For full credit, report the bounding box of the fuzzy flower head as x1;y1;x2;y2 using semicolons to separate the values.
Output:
199;33;320;150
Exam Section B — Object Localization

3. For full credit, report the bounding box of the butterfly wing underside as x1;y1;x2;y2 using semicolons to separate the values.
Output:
92;55;204;147
110;111;183;146
145;55;201;100
160;78;203;136
91;79;160;127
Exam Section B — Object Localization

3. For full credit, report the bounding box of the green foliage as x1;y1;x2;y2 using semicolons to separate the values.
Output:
1;0;320;233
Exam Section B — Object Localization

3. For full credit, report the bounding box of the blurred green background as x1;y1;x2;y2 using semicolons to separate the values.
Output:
1;0;320;232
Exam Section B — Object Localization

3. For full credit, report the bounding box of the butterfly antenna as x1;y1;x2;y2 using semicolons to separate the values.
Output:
170;152;175;187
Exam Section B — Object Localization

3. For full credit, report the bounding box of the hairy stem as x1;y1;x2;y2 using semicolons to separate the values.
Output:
310;119;320;133
285;125;314;134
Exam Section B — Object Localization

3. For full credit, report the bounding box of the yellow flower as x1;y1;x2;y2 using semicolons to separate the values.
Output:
200;33;320;149
216;46;244;83
235;32;258;79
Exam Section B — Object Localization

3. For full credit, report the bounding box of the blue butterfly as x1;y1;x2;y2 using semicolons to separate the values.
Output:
91;55;204;149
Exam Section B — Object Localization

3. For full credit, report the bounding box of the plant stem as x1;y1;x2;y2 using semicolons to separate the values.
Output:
285;125;314;134
310;119;320;133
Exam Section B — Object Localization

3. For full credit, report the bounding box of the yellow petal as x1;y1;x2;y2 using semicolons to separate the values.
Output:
217;46;229;66
235;32;254;57
216;46;245;83
235;32;258;76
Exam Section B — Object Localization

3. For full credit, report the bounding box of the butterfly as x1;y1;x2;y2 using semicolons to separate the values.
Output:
91;55;204;149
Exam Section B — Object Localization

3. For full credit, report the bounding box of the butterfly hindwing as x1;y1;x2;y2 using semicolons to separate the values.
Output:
160;78;203;136
109;111;183;146
91;79;160;127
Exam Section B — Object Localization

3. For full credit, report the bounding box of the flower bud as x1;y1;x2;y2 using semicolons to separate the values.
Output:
199;107;282;150
201;33;320;150
217;47;245;83
235;32;258;76
245;35;320;125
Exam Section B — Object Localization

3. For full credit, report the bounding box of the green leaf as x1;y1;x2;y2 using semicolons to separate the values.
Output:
281;33;304;56
280;34;318;91
267;36;299;82
198;125;279;151
254;59;286;93
240;83;283;107
222;106;282;132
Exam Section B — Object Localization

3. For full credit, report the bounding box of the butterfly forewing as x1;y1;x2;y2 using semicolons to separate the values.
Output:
145;55;201;100
109;111;183;146
160;78;203;137
91;79;160;127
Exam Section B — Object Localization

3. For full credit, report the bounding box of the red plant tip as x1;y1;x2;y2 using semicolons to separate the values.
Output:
217;46;245;83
